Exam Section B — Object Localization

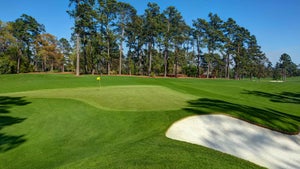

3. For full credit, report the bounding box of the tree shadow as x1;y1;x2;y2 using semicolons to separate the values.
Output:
0;96;30;152
183;98;300;134
242;90;300;104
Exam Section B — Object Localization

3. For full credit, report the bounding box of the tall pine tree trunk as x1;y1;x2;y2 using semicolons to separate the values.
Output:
235;45;241;80
207;52;212;79
83;37;88;74
197;55;201;77
148;42;152;76
107;40;110;75
107;62;111;75
76;35;80;76
164;21;170;78
225;53;230;79
128;50;132;76
17;48;21;74
17;57;20;74
139;55;142;75
175;47;178;78
164;49;168;77
282;68;286;81
51;60;54;72
43;56;47;72
119;44;122;75
197;45;201;78
119;27;125;75
206;62;210;78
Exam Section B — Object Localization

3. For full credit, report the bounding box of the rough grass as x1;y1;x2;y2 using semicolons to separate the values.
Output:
0;74;299;169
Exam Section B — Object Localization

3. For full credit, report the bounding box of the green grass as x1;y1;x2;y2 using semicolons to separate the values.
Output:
0;74;299;169
8;86;196;111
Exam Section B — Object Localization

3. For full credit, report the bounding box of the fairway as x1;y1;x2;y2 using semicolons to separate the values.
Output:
0;74;299;169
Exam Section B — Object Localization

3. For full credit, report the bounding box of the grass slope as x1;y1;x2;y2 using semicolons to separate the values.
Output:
0;74;299;169
8;86;196;111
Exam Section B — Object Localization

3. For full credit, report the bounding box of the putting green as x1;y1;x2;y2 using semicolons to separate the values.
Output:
6;85;196;111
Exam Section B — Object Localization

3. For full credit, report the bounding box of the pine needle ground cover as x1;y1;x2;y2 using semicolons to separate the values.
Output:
0;74;299;169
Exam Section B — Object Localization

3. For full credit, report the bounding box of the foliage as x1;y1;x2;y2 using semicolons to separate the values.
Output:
0;16;70;74
34;33;63;72
58;38;72;72
278;53;298;80
65;0;284;78
1;1;299;78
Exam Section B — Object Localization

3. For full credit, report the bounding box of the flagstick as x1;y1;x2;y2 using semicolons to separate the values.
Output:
96;77;101;89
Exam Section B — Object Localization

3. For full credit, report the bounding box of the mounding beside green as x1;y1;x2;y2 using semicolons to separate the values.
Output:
0;74;299;169
9;86;197;111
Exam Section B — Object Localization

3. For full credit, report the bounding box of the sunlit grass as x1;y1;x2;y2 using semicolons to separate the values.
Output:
0;74;299;169
8;85;196;111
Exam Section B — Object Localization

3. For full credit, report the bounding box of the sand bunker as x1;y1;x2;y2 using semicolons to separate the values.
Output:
269;80;284;83
166;115;300;169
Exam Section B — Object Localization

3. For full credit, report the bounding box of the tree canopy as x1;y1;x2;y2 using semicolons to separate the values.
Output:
0;1;299;78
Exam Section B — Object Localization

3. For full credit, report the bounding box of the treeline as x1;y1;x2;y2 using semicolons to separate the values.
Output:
68;0;272;79
0;15;72;73
1;0;299;79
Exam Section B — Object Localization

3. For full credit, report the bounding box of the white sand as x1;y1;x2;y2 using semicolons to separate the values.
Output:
269;80;284;83
166;115;300;169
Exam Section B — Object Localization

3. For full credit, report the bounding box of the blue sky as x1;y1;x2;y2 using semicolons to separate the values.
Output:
0;0;299;65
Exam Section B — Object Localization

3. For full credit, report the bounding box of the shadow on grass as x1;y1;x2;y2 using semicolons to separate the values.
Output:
184;98;300;134
0;96;30;152
242;90;300;104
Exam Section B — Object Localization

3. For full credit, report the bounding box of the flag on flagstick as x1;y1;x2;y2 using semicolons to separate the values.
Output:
96;76;101;88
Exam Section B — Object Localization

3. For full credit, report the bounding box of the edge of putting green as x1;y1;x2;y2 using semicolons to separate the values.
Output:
2;85;198;111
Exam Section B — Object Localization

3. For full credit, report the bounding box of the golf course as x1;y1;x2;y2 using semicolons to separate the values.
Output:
0;74;299;169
